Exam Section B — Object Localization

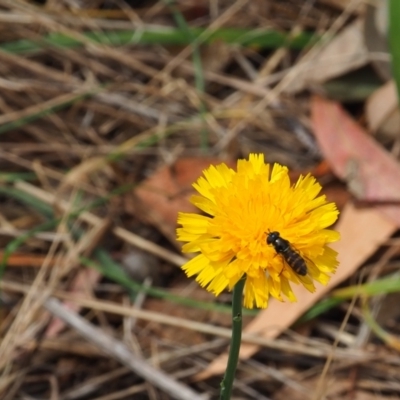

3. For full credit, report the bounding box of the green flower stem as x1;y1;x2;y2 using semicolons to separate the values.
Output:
220;276;246;400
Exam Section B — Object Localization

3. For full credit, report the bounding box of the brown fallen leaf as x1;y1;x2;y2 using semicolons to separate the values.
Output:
195;202;397;380
311;95;400;226
133;157;235;244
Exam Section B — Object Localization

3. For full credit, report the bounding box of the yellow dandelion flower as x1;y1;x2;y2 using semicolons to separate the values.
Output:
177;154;340;309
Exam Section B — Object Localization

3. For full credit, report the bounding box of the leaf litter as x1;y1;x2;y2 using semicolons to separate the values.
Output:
1;1;400;399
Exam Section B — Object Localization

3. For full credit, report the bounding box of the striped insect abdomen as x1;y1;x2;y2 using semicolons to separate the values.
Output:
282;247;307;276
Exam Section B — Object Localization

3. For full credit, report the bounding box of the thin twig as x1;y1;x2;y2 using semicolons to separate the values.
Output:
44;297;208;400
0;279;378;362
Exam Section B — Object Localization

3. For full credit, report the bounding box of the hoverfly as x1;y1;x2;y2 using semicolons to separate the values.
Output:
266;231;307;276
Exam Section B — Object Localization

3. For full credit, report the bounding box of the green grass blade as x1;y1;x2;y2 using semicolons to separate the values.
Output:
0;28;318;55
299;273;400;323
0;172;37;182
332;273;400;298
389;0;400;100
0;186;54;218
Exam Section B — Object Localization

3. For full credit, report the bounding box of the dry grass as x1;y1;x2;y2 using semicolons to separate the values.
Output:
0;1;399;399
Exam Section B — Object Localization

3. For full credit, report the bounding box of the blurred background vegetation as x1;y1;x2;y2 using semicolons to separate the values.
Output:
1;1;400;399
